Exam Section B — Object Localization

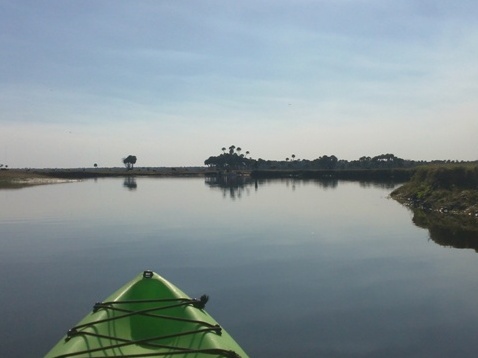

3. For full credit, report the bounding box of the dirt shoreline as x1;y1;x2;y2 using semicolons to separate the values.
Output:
0;169;75;189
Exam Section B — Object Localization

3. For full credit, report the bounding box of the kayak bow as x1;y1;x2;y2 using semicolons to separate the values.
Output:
45;270;248;358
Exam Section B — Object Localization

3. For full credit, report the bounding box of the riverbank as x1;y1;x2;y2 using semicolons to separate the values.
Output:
250;168;414;181
391;165;478;216
0;169;74;189
0;167;214;189
0;167;417;189
4;166;478;219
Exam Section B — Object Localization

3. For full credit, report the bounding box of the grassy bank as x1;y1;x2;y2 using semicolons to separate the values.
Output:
391;164;478;216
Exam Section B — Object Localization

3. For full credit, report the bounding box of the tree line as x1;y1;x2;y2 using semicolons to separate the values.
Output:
204;146;473;171
204;146;256;171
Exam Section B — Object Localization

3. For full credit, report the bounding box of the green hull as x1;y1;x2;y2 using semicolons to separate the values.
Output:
45;271;248;357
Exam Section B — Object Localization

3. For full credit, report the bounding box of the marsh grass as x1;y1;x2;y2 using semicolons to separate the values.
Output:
391;164;478;215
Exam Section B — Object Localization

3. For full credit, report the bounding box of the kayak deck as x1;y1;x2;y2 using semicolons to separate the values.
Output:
45;270;248;357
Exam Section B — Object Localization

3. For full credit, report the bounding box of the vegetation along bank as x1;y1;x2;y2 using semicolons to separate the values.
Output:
391;165;478;216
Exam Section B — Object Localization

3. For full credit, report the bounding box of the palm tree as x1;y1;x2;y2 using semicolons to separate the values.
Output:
229;145;236;154
291;154;296;161
221;147;226;154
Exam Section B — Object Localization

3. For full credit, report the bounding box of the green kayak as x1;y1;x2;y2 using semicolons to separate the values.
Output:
45;270;248;357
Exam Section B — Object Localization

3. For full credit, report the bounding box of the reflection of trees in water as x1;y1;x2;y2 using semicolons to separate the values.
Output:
411;209;478;252
205;176;406;201
279;178;338;190
358;181;402;189
123;177;137;190
205;176;344;199
277;178;398;190
205;174;257;199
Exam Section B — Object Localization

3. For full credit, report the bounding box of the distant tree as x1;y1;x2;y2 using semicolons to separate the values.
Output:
371;153;404;168
205;145;256;170
204;156;215;167
94;163;98;168
291;154;296;161
323;155;338;169
123;155;137;170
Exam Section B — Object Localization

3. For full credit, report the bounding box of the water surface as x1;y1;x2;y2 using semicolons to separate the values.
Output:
1;177;478;357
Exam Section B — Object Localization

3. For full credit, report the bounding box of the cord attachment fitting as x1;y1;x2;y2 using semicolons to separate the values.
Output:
192;294;209;309
143;270;154;278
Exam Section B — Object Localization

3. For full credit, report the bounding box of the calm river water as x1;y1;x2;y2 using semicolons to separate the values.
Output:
1;177;478;357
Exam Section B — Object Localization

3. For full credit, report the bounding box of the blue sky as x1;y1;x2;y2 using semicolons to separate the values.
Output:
1;0;477;168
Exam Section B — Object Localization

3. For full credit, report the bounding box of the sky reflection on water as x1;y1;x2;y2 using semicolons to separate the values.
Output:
1;177;478;357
